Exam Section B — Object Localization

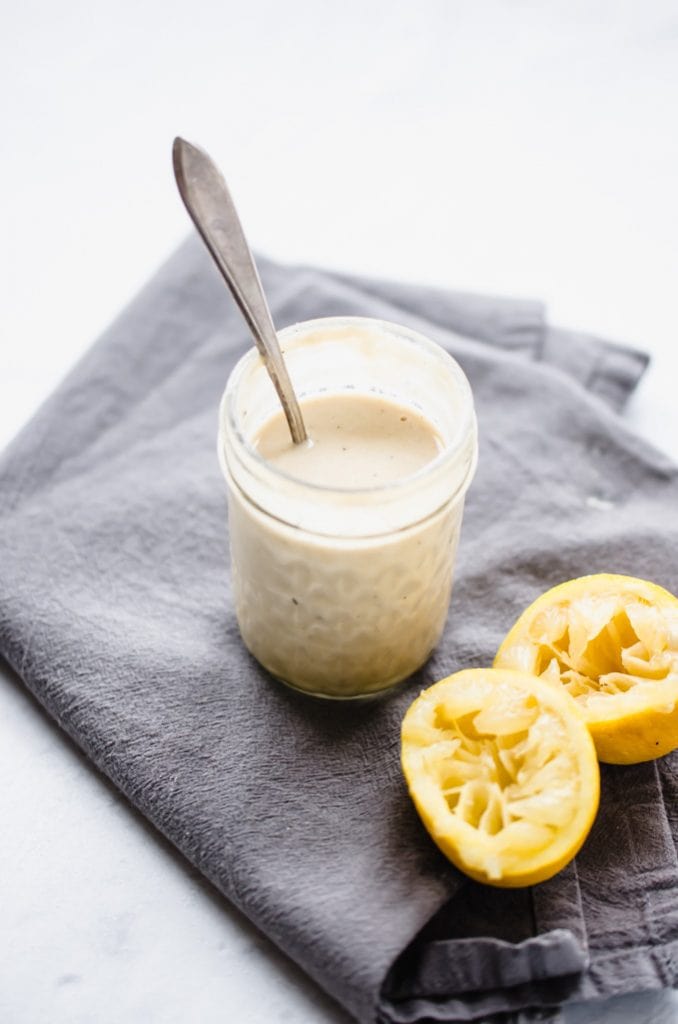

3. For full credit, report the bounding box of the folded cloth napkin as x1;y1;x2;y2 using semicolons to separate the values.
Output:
2;236;678;1024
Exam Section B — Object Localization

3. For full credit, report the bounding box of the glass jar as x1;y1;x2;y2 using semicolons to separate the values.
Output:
218;316;477;699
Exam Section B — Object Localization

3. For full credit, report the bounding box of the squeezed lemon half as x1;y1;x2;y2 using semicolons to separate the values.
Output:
495;574;678;764
401;669;600;887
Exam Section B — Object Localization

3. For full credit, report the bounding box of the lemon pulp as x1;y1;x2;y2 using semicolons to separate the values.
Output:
495;574;678;764
401;669;599;886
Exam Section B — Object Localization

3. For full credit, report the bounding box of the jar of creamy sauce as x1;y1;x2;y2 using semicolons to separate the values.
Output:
218;316;477;699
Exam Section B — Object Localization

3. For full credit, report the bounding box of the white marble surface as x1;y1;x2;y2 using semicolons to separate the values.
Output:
2;2;678;1021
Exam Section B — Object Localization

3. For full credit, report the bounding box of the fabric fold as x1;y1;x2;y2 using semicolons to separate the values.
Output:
385;929;586;998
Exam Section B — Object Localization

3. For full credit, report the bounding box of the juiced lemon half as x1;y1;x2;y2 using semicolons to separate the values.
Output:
495;574;678;764
401;669;599;887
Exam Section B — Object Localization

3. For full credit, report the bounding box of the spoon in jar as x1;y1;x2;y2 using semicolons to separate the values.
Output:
172;137;308;444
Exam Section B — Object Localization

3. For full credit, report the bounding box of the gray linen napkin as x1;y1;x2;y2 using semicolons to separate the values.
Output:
1;236;677;1024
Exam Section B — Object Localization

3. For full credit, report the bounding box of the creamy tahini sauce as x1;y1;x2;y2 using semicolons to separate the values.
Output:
254;392;443;487
229;392;461;697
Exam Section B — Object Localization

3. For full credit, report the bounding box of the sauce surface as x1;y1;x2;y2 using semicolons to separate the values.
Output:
254;392;443;488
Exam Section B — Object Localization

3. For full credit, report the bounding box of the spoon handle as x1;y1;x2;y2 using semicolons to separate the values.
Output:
173;137;307;444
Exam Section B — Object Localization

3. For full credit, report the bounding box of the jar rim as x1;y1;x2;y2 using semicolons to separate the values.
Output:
219;315;477;504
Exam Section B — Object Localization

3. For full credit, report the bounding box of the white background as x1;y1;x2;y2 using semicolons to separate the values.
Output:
1;2;678;1022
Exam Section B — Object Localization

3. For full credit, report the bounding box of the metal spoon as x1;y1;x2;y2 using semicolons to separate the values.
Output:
172;137;308;444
